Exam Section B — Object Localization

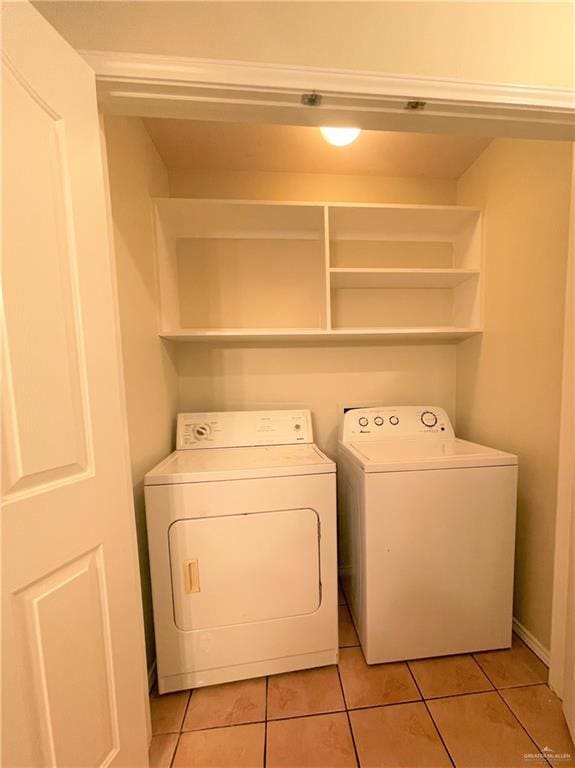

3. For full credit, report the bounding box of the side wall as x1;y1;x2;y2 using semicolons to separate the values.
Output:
456;139;573;651
104;115;179;675
173;171;458;456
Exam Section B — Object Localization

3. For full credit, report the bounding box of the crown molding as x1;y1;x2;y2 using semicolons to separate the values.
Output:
82;50;574;109
82;50;575;140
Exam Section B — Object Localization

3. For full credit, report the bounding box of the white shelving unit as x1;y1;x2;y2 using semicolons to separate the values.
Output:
153;198;483;344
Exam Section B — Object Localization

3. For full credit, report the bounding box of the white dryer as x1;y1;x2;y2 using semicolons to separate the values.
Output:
337;405;518;664
145;410;337;694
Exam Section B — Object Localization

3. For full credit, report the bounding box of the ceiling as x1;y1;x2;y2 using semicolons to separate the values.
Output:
143;119;491;179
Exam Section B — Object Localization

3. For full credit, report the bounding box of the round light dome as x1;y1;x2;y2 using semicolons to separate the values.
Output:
320;127;361;147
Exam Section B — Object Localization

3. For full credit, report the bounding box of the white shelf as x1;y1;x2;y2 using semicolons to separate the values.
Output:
329;204;481;242
330;268;480;290
154;198;324;240
160;327;481;344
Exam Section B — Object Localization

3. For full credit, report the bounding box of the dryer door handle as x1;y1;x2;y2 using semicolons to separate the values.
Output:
184;559;201;594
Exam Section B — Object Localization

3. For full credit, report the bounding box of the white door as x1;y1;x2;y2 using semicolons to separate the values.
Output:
2;3;149;767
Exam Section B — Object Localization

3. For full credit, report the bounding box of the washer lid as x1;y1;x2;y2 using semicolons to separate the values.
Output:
342;437;517;472
145;443;335;485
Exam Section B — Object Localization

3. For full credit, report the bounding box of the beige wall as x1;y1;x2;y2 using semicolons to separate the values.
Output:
169;170;456;205
104;116;179;672
177;344;456;457
172;170;457;455
456;139;573;650
36;2;573;89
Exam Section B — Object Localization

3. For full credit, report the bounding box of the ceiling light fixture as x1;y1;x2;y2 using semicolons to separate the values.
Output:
320;127;361;147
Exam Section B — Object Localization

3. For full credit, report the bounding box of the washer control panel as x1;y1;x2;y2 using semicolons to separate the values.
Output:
177;410;313;449
341;406;454;442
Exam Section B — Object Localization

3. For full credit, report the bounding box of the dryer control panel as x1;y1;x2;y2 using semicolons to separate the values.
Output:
177;410;313;449
340;406;454;442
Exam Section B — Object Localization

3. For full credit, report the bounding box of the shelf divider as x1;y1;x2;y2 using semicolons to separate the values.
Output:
323;207;332;329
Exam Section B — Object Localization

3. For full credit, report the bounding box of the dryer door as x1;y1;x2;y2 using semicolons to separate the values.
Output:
169;508;321;631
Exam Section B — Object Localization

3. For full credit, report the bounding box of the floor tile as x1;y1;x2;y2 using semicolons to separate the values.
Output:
267;665;345;720
182;677;266;731
350;702;451;767
338;647;420;709
148;734;179;768
338;605;359;648
173;723;265;768
266;712;357;768
500;684;575;766
474;636;548;688
428;691;543;766
409;654;494;699
150;689;190;734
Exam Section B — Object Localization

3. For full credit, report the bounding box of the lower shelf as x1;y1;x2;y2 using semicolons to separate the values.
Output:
159;327;482;343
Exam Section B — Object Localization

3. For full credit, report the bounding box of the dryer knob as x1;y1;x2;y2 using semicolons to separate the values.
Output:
193;424;211;440
358;417;369;427
389;416;400;426
374;416;384;426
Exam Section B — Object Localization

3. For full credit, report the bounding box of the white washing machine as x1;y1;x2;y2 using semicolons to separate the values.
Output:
337;405;518;664
145;410;337;694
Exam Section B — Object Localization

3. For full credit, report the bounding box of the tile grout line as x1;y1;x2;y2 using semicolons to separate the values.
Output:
178;689;193;734
169;688;192;767
494;688;554;767
268;706;347;723
168;732;182;768
470;660;554;768
405;662;456;768
336;658;362;768
174;718;266;734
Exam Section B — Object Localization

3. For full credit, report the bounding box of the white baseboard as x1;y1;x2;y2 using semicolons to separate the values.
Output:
513;617;550;666
148;659;157;692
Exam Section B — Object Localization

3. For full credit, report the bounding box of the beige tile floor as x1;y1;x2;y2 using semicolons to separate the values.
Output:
150;594;574;768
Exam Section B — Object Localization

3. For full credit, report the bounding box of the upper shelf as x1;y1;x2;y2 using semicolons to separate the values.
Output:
330;268;480;289
154;198;481;242
154;198;324;240
329;204;481;242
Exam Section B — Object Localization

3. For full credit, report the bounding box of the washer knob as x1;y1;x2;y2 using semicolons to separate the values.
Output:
193;424;211;440
358;417;369;427
374;416;384;426
389;416;399;426
421;411;438;428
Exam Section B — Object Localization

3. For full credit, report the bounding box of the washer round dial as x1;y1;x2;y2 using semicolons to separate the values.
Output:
358;416;369;427
193;424;211;439
389;416;399;426
374;416;384;426
421;411;438;428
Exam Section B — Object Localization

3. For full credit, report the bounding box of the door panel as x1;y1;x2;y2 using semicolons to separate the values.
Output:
16;550;117;767
2;4;149;767
2;54;91;498
169;508;321;631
